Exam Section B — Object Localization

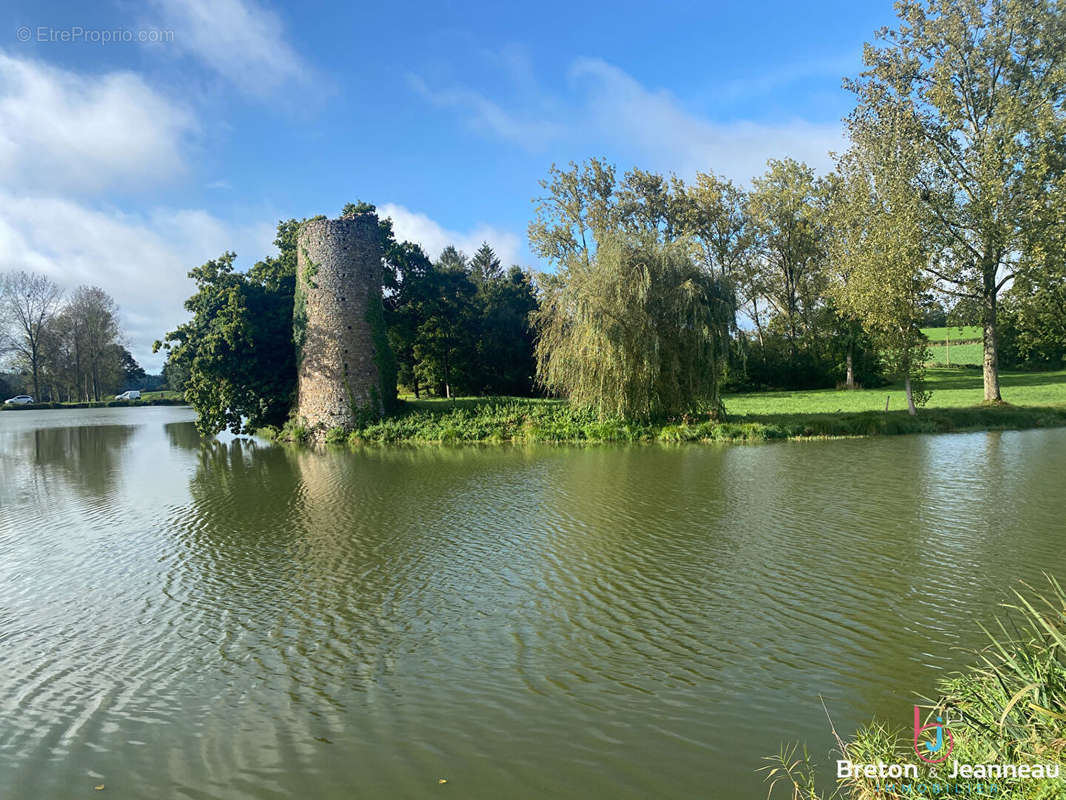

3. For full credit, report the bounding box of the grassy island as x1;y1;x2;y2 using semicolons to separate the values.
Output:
256;368;1066;446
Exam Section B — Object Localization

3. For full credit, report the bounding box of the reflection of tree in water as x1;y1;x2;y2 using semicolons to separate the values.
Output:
176;439;513;710
182;437;305;572
178;439;401;709
1;424;138;503
163;421;203;451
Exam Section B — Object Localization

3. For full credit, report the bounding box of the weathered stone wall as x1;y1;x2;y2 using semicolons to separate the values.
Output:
294;214;387;433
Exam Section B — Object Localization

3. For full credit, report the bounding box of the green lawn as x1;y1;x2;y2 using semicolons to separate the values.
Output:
400;395;557;411
141;390;183;401
920;325;982;342
723;367;1066;415
925;340;983;365
920;326;984;366
396;368;1066;418
399;370;1066;418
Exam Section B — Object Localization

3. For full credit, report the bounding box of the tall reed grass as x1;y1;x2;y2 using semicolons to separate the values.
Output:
765;577;1066;799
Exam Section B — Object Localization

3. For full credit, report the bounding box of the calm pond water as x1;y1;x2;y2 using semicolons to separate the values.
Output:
2;407;1065;799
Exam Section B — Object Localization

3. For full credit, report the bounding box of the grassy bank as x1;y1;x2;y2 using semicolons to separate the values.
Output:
257;368;1066;445
1;390;186;411
766;577;1066;800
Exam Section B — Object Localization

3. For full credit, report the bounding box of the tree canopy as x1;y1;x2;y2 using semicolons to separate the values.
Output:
846;0;1066;400
831;105;932;413
535;235;733;420
1;272;136;402
155;251;297;435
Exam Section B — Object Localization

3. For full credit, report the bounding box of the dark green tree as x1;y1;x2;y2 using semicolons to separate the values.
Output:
155;251;297;435
1000;266;1066;367
437;245;468;273
472;265;538;395
383;241;435;397
161;355;189;393
384;238;539;398
412;261;479;398
469;242;503;285
119;347;146;387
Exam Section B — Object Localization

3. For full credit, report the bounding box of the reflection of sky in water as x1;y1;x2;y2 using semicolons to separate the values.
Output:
1;408;1065;800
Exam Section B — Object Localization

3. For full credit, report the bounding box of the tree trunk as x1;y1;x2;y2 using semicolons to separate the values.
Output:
845;342;855;390
30;338;41;399
982;294;1002;403
443;349;451;400
74;338;83;401
750;293;765;348
787;310;798;361
904;373;917;416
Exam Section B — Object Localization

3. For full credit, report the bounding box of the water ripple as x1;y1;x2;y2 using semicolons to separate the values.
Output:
2;411;1066;798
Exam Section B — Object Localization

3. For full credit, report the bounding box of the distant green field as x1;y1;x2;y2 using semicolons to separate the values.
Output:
925;341;983;365
723;367;1066;416
920;325;982;342
919;326;984;365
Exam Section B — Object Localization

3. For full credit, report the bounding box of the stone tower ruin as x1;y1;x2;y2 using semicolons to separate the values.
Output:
294;213;393;433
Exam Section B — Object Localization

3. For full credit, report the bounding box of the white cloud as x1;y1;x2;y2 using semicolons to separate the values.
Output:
411;54;844;182
568;58;843;179
0;48;285;372
707;53;857;103
408;74;562;152
0;192;519;371
149;0;310;96
379;203;521;266
0;192;274;371
0;52;194;193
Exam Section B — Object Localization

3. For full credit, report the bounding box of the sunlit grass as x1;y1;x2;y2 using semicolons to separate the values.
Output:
140;390;183;401
925;341;983;366
919;327;985;366
723;368;1066;416
920;325;983;342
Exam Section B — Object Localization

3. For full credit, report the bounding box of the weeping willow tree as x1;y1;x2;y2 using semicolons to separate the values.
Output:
534;234;734;420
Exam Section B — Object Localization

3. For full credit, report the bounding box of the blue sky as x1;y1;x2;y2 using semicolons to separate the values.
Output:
3;0;897;369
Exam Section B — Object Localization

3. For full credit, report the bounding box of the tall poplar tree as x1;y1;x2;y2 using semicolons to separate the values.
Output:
832;107;932;415
847;0;1066;401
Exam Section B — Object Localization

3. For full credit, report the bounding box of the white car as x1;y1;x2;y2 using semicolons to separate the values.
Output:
115;390;142;401
4;395;34;405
